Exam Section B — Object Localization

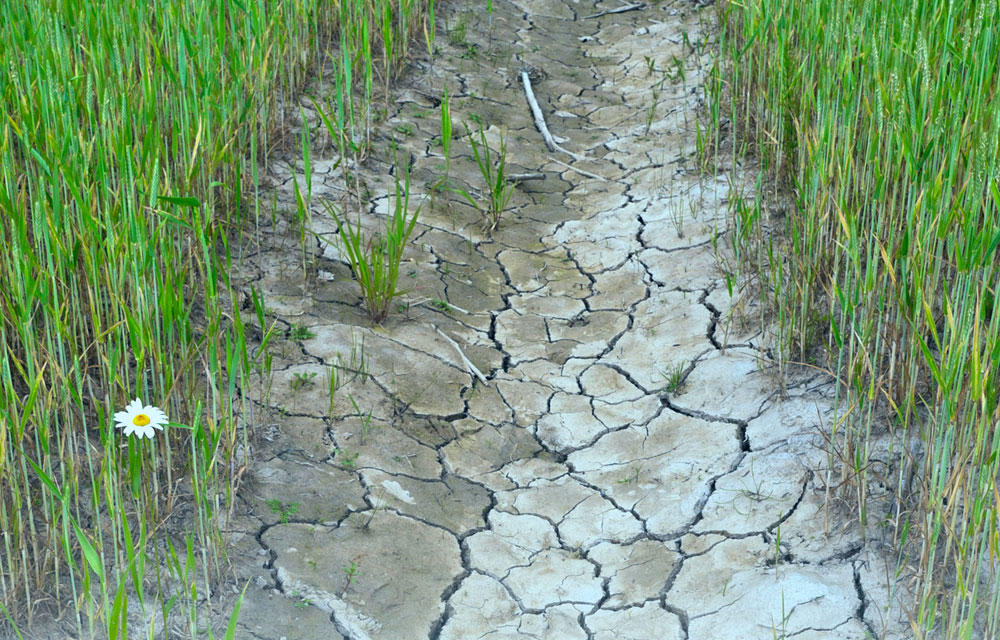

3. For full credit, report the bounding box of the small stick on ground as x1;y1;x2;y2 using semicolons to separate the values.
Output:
521;70;588;162
434;324;489;385
506;172;547;182
548;157;608;182
583;2;646;19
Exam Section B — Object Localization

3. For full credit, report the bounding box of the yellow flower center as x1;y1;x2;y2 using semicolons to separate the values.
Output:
132;413;150;427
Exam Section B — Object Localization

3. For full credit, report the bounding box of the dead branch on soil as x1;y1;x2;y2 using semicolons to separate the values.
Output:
583;2;646;19
506;172;547;182
520;70;588;162
548;157;608;182
433;324;489;385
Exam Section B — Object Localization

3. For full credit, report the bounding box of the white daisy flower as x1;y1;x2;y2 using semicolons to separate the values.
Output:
113;398;168;439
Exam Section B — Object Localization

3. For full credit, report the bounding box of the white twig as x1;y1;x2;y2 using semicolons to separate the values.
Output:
410;297;471;314
583;2;646;19
521;70;587;162
439;301;470;315
433;325;489;385
506;172;547;182
548;157;607;182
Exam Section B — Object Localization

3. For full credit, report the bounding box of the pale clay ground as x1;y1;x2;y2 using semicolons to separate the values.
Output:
213;0;914;638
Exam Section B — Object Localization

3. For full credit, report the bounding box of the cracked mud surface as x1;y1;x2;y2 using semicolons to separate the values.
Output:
223;1;911;638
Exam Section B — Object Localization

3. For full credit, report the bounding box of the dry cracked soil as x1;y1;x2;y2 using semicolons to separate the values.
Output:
218;1;913;639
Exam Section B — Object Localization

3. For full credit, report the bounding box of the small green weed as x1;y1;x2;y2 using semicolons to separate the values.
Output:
334;448;360;469
291;371;318;393
265;500;300;524
290;590;313;608
289;323;316;340
340;557;363;596
663;362;686;392
349;394;380;444
617;467;643;485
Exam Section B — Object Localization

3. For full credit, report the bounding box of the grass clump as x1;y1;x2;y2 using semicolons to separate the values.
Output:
289;323;317;340
322;161;421;325
662;363;686;393
714;0;1000;636
454;121;515;232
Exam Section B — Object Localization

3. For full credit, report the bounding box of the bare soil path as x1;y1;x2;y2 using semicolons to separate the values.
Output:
223;1;909;638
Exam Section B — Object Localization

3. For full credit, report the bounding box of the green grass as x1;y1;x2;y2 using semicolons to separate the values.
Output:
454;121;515;232
0;0;432;635
319;158;421;324
714;0;1000;636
